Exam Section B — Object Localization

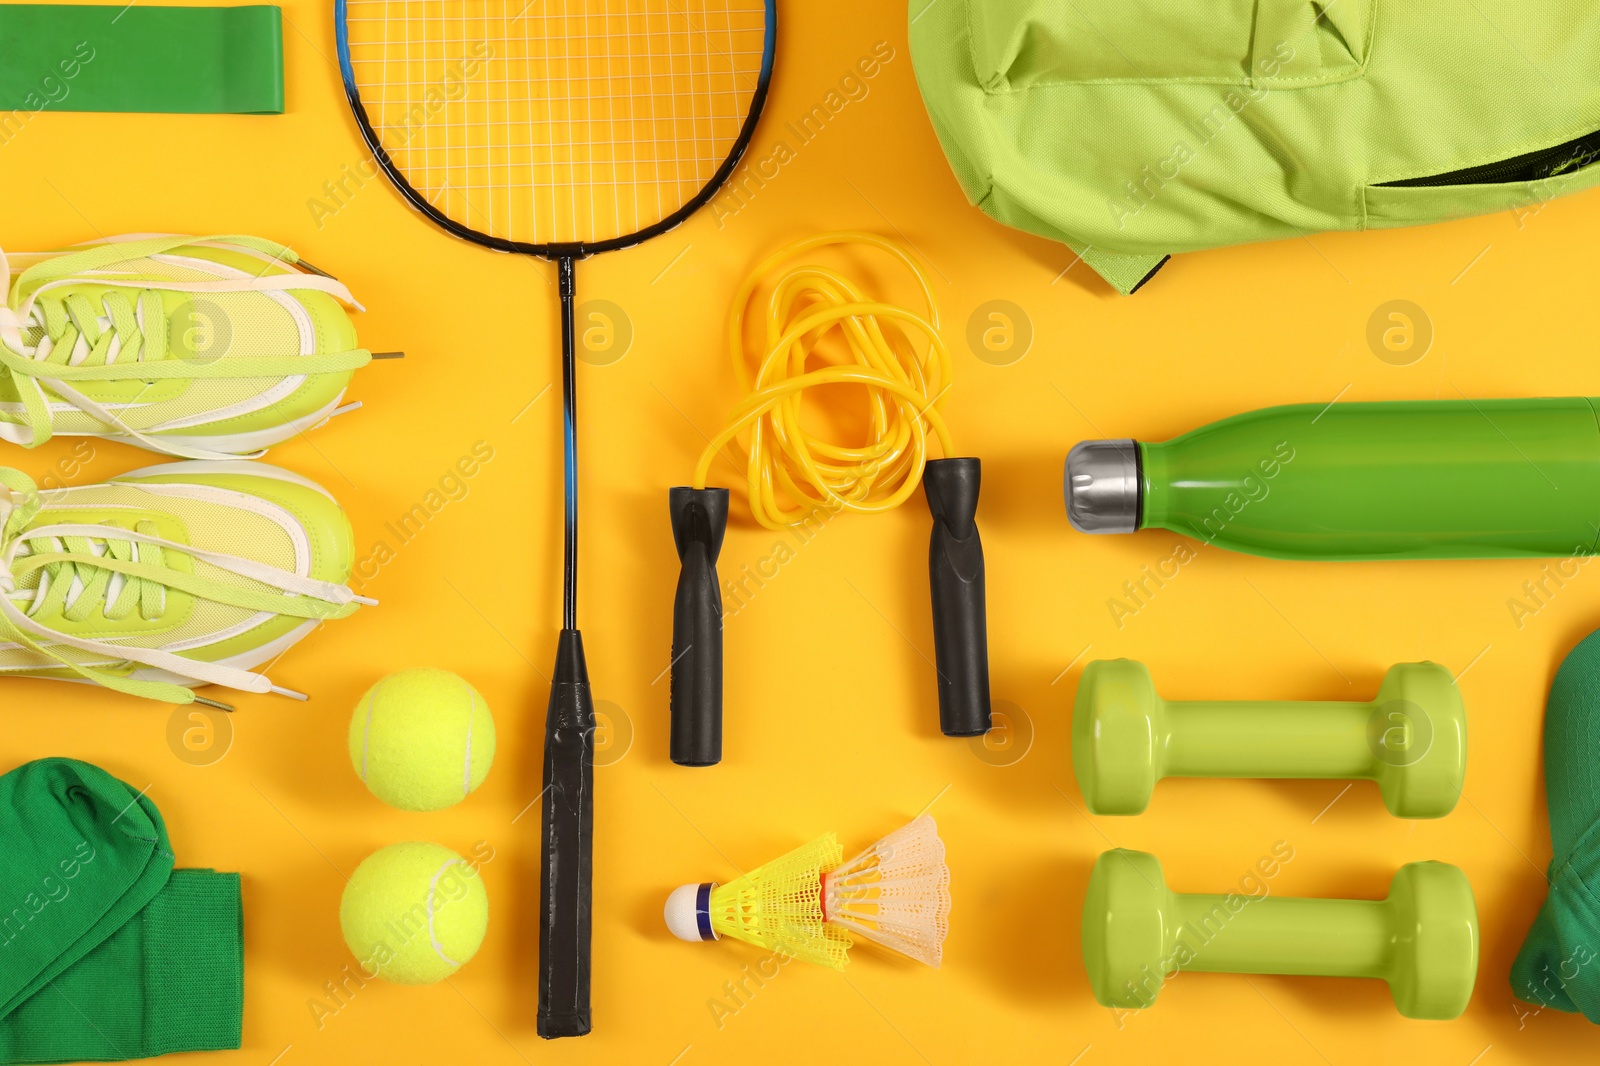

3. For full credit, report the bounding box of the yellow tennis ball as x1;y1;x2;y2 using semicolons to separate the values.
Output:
340;842;490;985
350;669;496;812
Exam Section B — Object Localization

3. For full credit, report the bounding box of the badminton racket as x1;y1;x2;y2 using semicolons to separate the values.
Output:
336;0;776;1038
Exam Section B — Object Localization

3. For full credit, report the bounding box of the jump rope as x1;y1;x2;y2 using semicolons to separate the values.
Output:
669;232;992;765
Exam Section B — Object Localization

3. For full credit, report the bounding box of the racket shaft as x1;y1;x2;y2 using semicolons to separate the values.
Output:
539;628;595;1038
560;257;578;629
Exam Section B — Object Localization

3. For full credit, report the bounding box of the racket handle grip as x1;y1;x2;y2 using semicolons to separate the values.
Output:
538;629;595;1039
668;487;728;767
925;458;993;737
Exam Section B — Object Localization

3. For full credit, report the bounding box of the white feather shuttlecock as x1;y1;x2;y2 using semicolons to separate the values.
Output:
822;814;950;968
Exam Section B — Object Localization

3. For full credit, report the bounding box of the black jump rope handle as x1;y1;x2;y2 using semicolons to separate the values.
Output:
667;462;991;764
924;458;992;737
668;487;729;767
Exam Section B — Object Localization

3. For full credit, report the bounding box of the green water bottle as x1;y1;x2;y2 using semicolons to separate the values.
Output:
1064;397;1600;559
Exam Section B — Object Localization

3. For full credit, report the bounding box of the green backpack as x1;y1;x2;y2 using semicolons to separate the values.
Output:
910;0;1600;293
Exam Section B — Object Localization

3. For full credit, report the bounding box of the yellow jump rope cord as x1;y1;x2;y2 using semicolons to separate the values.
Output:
692;232;955;530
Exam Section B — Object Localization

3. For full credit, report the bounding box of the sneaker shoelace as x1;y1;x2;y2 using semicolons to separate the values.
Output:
0;234;373;460
0;469;371;705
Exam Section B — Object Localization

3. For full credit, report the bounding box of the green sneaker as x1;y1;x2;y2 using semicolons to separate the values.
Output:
0;234;376;459
0;460;371;705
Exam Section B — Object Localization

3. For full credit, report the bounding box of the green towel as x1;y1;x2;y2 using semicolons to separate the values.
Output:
1513;630;1600;1019
0;759;243;1062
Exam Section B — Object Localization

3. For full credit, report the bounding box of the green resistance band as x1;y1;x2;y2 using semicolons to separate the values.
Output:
0;4;283;115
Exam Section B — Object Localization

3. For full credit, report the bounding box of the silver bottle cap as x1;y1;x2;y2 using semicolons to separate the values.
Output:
1064;440;1140;534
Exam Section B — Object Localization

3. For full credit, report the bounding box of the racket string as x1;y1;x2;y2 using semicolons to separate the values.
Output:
343;0;768;246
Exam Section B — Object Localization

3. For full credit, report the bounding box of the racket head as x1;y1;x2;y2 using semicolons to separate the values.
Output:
335;0;777;257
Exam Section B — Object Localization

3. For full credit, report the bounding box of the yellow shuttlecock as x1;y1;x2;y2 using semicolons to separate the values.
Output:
665;817;951;969
665;833;850;969
823;815;951;968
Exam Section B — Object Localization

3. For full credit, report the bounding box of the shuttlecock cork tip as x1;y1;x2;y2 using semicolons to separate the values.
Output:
665;882;718;943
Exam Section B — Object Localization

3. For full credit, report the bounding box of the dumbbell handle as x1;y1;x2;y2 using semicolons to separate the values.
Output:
1171;892;1391;979
1162;701;1378;779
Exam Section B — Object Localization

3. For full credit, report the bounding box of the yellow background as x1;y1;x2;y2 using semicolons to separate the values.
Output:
3;1;1597;1063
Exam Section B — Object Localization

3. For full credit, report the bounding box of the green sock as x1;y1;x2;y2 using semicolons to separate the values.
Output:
0;759;174;1014
0;759;243;1061
0;871;243;1063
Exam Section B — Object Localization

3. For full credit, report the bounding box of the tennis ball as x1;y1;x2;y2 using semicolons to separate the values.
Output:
340;842;490;985
350;669;495;812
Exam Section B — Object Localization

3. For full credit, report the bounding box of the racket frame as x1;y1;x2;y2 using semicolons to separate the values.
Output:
334;0;778;260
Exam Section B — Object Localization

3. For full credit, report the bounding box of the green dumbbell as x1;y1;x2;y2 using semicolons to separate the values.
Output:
1072;660;1466;817
1082;849;1479;1019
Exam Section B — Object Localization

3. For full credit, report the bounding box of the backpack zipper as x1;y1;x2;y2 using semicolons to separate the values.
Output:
1377;128;1600;187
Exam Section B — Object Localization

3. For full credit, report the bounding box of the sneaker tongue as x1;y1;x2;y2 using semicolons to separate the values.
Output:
25;291;151;367
20;305;44;347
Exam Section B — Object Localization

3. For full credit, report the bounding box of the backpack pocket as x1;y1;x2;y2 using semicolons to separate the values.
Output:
1365;128;1600;227
970;0;1373;91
